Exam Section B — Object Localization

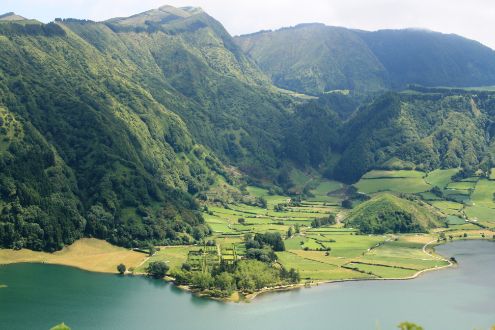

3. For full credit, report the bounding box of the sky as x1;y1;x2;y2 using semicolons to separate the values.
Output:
2;0;495;49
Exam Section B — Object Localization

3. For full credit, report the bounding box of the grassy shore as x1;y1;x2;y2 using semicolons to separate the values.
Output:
0;238;146;273
1;169;495;301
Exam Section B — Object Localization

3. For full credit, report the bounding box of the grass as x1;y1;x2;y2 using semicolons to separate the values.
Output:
345;262;417;278
135;246;197;273
446;181;476;190
307;180;343;202
430;200;464;215
471;179;495;208
446;215;466;225
465;206;495;224
276;251;372;281
355;171;431;194
490;168;495;180
362;170;425;179
425;169;460;188
0;239;146;273
3;168;485;292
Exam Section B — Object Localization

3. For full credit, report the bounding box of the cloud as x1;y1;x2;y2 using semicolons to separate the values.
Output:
1;0;494;49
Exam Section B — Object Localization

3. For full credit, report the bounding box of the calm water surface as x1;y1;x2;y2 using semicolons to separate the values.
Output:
0;240;494;330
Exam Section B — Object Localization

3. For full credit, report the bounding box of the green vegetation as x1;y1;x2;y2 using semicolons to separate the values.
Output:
146;261;169;279
346;193;442;234
235;24;495;94
334;93;491;183
0;7;298;251
355;172;431;194
117;263;126;274
2;4;495;302
50;323;71;330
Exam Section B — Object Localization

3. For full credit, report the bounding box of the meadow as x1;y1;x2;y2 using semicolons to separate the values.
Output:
355;170;431;194
0;239;146;273
1;168;494;290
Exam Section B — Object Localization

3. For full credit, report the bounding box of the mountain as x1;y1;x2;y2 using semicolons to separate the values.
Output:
0;12;27;21
2;5;495;252
345;193;443;234
235;25;495;95
334;90;494;183
235;24;388;94
0;6;295;251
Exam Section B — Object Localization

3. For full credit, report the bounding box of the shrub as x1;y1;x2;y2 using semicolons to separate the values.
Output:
146;261;169;279
117;263;126;274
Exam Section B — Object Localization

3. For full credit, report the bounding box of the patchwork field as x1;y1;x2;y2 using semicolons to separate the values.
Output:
356;168;495;228
1;168;494;288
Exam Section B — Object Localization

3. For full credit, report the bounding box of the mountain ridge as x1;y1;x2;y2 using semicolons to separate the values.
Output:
235;24;495;94
1;5;495;252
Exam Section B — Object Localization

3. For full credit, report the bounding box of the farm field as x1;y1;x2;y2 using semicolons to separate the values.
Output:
356;169;495;227
197;170;495;284
2;169;494;294
425;169;460;188
355;170;431;194
135;246;198;273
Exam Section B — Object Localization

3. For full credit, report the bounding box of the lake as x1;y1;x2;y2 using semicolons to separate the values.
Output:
0;240;494;330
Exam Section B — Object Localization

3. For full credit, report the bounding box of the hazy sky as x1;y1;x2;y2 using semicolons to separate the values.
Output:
2;0;495;49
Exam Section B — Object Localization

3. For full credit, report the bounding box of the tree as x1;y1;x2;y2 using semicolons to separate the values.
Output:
238;218;245;224
397;322;423;330
50;323;71;330
341;199;353;209
117;263;126;275
214;272;236;293
191;272;214;290
287;227;293;238
294;224;301;234
258;197;268;209
146;261;169;279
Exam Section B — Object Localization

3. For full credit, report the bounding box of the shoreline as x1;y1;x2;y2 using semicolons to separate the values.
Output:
2;238;492;303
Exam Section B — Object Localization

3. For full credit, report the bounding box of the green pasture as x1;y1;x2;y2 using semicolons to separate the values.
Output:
345;262;417;278
362;170;425;179
355;177;431;194
471;179;495;208
425;169;459;188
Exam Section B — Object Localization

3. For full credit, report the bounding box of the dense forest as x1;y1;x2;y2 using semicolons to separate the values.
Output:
1;6;495;251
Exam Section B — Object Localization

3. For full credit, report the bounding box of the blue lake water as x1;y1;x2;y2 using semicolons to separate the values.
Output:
0;240;494;330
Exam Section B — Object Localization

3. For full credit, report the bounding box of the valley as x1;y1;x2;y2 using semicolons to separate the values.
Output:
2;167;494;301
1;5;495;328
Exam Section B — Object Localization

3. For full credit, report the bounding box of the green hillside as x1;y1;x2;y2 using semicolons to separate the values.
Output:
333;91;492;183
235;25;495;95
235;24;388;95
2;5;495;254
0;6;306;251
345;193;443;234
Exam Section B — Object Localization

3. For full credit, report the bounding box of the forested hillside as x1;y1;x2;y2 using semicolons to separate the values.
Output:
333;91;495;183
235;25;495;95
2;5;495;252
0;7;297;251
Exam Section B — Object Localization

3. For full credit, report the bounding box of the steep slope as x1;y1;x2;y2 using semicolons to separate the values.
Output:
345;193;443;234
236;24;388;95
333;91;492;183
358;29;495;88
0;17;228;250
235;26;495;94
64;6;293;177
0;6;301;251
0;12;27;21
